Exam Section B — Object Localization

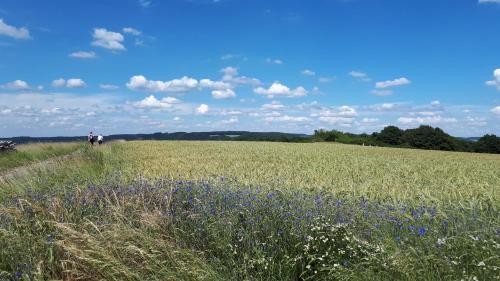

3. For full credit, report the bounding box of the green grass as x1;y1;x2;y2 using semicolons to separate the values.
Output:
0;142;84;173
0;141;498;280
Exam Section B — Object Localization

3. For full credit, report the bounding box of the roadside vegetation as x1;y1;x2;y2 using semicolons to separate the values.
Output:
0;142;84;173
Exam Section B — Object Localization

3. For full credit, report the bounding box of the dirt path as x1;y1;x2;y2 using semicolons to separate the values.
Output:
0;150;83;184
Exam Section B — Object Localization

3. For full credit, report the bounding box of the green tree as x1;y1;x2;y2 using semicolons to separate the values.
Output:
375;126;404;145
474;134;500;154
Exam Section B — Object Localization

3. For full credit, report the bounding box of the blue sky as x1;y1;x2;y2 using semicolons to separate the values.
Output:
0;0;499;137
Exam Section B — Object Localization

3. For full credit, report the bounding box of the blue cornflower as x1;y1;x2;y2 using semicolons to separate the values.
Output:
418;227;427;236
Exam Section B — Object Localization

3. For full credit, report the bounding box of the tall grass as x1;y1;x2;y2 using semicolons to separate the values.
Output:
1;178;498;280
0;142;84;173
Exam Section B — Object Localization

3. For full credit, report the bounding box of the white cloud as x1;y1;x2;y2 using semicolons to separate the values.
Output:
319;76;335;83
398;116;457;125
254;82;308;98
133;95;181;109
69;51;96;59
66;78;87;88
367;103;400;111
431;100;441;106
52;78;87;88
52;78;66;88
371;89;394;96
221;66;238;78
485;69;500;90
349;71;367;78
199;79;231;90
266;58;283;65
362;118;379;123
219;110;243;116
314;106;358;118
221;67;261;86
221;117;239;124
126;75;198;93
314;106;358;127
99;84;119;90
0;19;30;39
212;88;236;99
491;106;500;115
261;101;286;111
349;71;371;82
92;28;125;51
375;77;411;89
1;80;30;90
479;0;500;4
196;104;209;115
318;116;355;127
122;27;142;36
302;69;316;76
264;115;310;122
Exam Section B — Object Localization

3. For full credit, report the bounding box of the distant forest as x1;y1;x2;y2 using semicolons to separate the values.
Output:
2;126;499;154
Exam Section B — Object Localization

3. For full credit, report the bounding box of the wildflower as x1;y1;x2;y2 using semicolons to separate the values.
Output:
469;235;480;241
418;227;426;236
477;261;485;267
437;238;446;246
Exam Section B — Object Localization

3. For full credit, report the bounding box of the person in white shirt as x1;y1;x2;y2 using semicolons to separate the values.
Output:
97;134;104;145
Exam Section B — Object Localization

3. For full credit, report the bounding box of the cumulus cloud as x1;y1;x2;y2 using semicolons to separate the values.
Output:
212;88;236;99
362;118;379;123
261;101;286;111
485;69;500;90
491;106;500;115
52;78;66;88
52;78;86;88
1;80;30;90
199;79;232;90
221;67;261;86
221;117;239;124
67;79;87;88
122;27;142;36
375;77;411;89
301;69;316;76
196;104;209;115
126;75;198;93
69;51;96;59
133;95;181;109
398;116;457;125
0;19;30;39
92;28;125;51
314;106;358;127
349;71;371;82
366;103;402;111
254;82;308;98
264;114;310;122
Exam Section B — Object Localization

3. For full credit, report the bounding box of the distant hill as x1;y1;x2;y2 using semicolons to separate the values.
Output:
1;131;311;144
458;137;481;142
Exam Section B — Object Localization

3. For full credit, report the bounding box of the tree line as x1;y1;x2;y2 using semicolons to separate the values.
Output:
314;125;500;154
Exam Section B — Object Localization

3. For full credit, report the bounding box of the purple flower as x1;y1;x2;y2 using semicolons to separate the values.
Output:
418;227;427;236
